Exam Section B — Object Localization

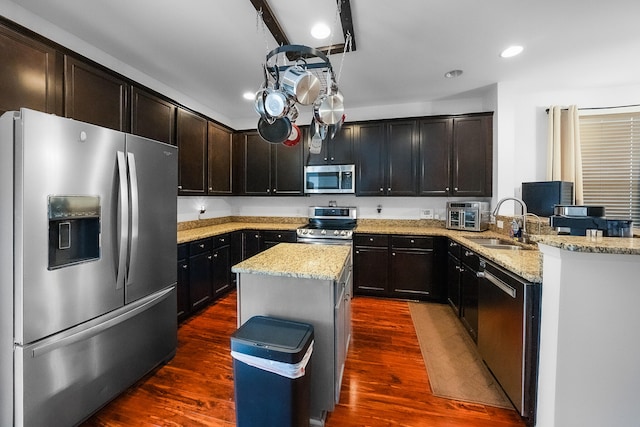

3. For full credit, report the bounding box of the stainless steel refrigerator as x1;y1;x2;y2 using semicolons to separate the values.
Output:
0;108;178;426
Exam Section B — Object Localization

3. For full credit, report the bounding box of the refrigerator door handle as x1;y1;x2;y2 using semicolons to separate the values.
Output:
126;152;139;287
30;287;174;358
116;151;129;289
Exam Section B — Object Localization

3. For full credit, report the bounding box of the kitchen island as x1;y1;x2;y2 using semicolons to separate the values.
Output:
232;243;352;426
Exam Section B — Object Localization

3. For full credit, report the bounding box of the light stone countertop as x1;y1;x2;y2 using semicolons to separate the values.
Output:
178;217;638;285
231;243;351;281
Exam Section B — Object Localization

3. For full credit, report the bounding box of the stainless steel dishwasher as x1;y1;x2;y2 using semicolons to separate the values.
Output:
477;259;541;425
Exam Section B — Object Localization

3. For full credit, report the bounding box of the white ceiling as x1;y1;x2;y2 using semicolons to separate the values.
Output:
3;0;640;129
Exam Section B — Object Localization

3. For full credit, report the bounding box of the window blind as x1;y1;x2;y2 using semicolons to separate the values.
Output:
579;112;640;228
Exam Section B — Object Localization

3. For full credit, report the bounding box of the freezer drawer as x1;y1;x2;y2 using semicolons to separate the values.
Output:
14;286;177;427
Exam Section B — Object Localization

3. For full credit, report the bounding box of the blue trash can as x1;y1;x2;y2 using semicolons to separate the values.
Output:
231;316;314;427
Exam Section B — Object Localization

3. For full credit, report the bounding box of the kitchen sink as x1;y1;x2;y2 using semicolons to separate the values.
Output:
466;237;532;250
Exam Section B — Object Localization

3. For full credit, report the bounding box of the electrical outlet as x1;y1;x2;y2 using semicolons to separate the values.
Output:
420;209;434;219
497;220;504;229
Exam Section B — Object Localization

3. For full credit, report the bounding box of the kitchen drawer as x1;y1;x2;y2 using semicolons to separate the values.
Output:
354;234;389;247
212;233;230;248
391;235;433;250
189;238;212;255
262;230;296;243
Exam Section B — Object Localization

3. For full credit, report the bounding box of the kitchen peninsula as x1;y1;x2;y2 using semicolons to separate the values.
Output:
232;243;352;426
531;235;640;427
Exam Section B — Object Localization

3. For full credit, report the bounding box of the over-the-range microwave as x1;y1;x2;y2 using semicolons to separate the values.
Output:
304;164;355;194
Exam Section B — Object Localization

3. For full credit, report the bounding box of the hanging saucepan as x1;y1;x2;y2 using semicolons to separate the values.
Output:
281;65;321;105
264;89;289;119
313;90;344;125
257;116;292;144
283;123;301;147
328;114;346;140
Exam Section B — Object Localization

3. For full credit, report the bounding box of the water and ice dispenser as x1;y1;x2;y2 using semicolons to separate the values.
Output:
48;195;101;269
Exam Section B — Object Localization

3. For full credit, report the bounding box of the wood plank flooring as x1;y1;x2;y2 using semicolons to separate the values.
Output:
82;291;526;427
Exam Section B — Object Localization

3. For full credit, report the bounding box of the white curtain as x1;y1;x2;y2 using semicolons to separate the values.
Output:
547;105;583;204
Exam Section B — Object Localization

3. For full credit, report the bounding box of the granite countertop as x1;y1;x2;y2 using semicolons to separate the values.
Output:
177;220;303;244
530;234;640;255
231;243;351;281
178;217;638;285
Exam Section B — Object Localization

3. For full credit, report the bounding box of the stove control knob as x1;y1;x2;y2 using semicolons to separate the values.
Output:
308;230;314;235
321;229;327;235
334;230;340;235
302;229;308;235
340;230;346;236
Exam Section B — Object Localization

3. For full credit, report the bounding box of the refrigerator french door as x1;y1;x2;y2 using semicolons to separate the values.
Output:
0;108;178;426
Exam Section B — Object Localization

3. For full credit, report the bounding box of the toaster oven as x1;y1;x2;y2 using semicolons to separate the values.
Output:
446;201;490;232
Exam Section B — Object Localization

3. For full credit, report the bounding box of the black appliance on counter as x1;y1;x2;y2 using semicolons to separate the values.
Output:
550;205;633;236
522;181;574;217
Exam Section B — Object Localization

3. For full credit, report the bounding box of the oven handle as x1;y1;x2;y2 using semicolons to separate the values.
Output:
296;237;352;246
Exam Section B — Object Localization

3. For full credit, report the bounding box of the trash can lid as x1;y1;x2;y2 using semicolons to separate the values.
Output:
231;316;314;363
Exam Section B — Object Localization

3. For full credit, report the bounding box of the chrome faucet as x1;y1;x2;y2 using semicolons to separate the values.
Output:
491;197;528;236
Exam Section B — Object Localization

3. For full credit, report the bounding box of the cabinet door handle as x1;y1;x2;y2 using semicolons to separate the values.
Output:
454;187;458;191
379;187;384;192
449;242;458;247
324;157;328;161
273;189;277;193
178;185;183;190
388;187;391;191
213;253;218;258
199;243;205;248
209;187;213;191
266;189;270;193
182;264;188;269
355;250;360;254
392;252;396;256
464;250;474;257
445;187;449;191
330;157;335;161
207;255;212;260
219;238;225;243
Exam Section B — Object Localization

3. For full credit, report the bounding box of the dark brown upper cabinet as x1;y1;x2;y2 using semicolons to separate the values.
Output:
64;56;129;131
207;121;233;195
236;131;304;196
356;120;417;196
418;113;493;197
306;124;354;166
131;86;176;145
451;114;493;197
418;118;452;196
0;23;62;116
177;108;208;195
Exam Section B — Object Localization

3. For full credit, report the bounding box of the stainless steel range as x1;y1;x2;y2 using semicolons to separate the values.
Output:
296;206;357;245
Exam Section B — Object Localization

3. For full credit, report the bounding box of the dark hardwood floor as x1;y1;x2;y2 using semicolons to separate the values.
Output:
82;291;526;427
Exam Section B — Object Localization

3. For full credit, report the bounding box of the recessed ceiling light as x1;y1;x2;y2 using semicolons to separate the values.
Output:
311;23;331;40
242;91;255;101
500;45;524;58
444;69;463;78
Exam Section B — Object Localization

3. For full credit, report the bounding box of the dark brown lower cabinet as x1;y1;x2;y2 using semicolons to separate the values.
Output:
447;241;480;342
354;233;443;301
261;230;297;250
177;244;189;322
390;236;436;299
188;239;213;312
